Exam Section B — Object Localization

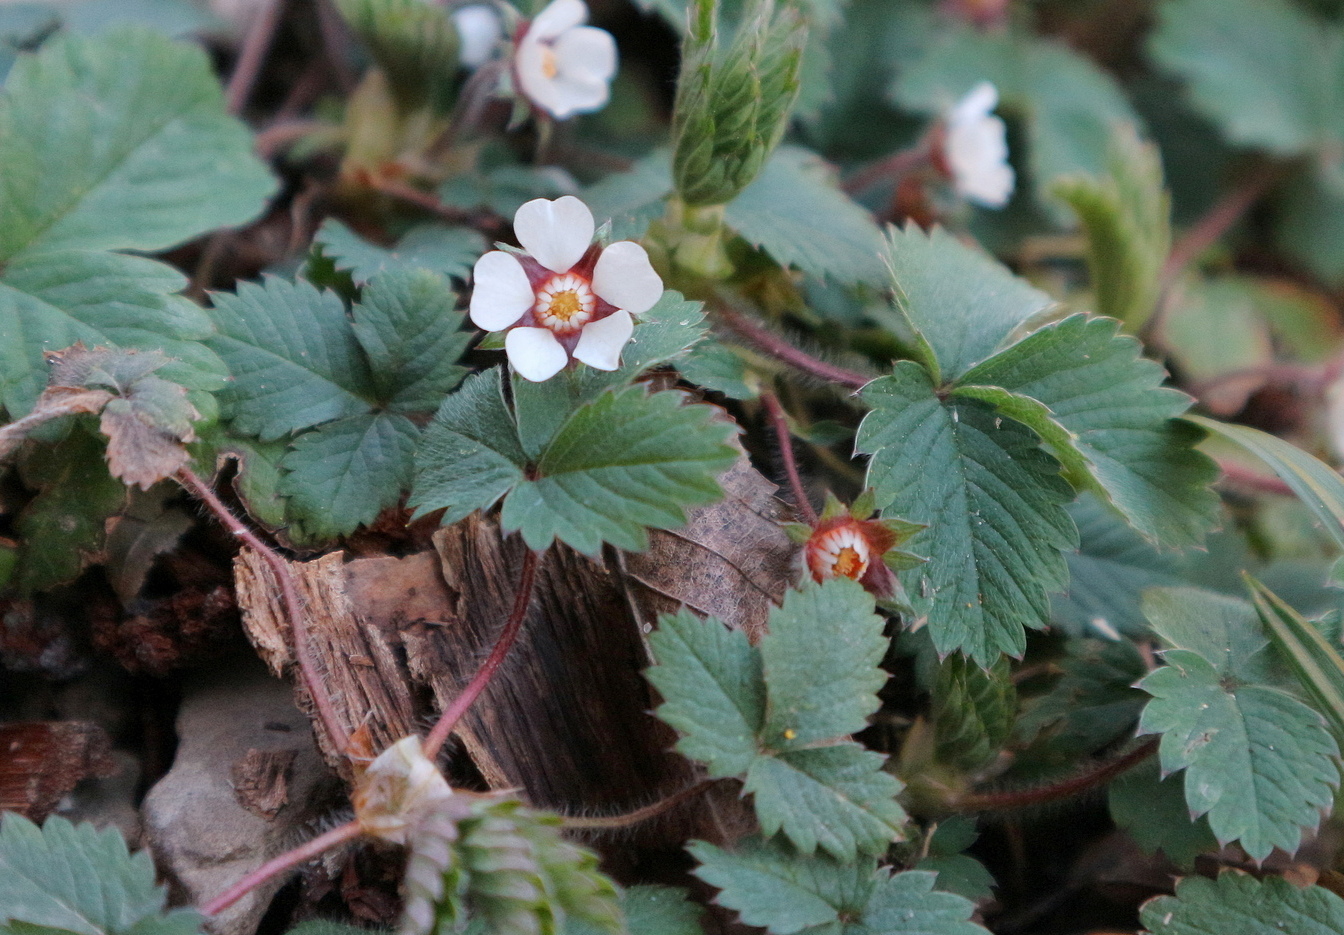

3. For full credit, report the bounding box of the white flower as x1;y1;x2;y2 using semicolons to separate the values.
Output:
470;196;663;382
943;81;1015;209
452;4;504;69
514;0;617;119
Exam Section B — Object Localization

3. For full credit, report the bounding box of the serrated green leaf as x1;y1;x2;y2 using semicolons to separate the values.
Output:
206;277;375;441
1017;638;1147;758
1140;873;1344;935
722;146;887;287
958;314;1218;549
745;744;906;859
410;366;526;526
1158;278;1274;400
1247;575;1344;745
883;225;1054;383
582;150;673;242
0;813;201;935
646;608;766;779
932;654;1015;771
315;220;485;285
861;870;986;935
857;361;1076;663
1052;125;1171;332
0;28;274;261
565;886;704;935
351;270;470;412
760;578;887;749
1142;587;1282;684
1109;756;1217;869
500;385;738;554
915;819;995;903
278;412;418;541
1138;649;1339;861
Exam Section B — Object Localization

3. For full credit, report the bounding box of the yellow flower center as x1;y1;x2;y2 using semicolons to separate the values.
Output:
832;545;866;579
540;47;559;79
549;290;583;322
535;273;596;334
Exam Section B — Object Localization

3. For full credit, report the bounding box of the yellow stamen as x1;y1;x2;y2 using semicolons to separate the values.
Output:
833;546;866;579
549;290;582;322
541;48;559;79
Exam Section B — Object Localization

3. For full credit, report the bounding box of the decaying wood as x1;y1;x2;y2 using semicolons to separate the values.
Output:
0;720;114;820
230;748;297;819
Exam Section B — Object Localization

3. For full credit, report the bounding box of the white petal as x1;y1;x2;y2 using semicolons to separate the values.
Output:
506;327;569;381
960;161;1015;208
470;251;535;331
572;310;633;371
513;196;594;273
592;241;662;314
529;0;586;41
553;26;617;84
539;73;611;118
453;5;503;69
949;81;998;128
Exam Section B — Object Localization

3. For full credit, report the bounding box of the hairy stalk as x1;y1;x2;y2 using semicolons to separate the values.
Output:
175;467;350;754
562;779;719;830
201;820;363;916
0;391;112;461
225;0;286;115
714;304;870;391
424;547;543;758
762;392;818;524
951;738;1158;813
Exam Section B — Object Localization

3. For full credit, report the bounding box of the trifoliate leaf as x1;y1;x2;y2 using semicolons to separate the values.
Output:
1138;649;1339;861
0;813;201;935
691;840;987;935
1109;757;1217;869
857;361;1076;663
206;276;376;441
1140;873;1344;935
1051;125;1171;332
723;146;888;287
0;29;273;260
931;654;1015;771
315;220;485;285
1141;587;1282;684
645;607;766;779
760;577;887;749
957;314;1218;549
883;225;1054;384
499;385;738;554
744;744;906;859
278;412;419;540
350;270;470;412
410;366;526;526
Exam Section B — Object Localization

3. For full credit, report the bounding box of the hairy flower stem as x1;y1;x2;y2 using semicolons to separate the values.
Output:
174;467;350;755
201;820;363;916
842;141;934;197
562;779;719;830
952;738;1158;813
225;0;285;115
423;547;543;759
714;304;870;391
762;392;818;525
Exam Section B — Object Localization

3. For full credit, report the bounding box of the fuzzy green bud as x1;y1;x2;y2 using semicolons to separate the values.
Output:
671;0;807;207
335;0;461;112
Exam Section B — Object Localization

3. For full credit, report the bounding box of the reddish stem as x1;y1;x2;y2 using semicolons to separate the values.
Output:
1215;458;1296;497
423;547;542;759
225;0;285;116
201;820;362;916
1159;162;1283;292
562;779;719;830
953;738;1158;813
762;392;818;525
175;468;350;755
843;141;935;196
364;174;504;232
714;305;870;391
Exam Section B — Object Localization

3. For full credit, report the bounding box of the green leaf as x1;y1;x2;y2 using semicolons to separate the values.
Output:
1142;587;1282;683
58;0;220;38
723;146;887;287
1016;638;1147;758
581;150;673;242
351;270;470;412
760;578;887;749
206;276;375;441
915;818;995;904
0;28;274;261
1188;415;1344;555
1247;575;1344;745
857;361;1076;663
958;314;1219;549
332;0;460;110
645;607;766;779
882;225;1054;384
1158;278;1274;402
0;813;200;935
1109;756;1217;869
1137;649;1339;861
1140;873;1344;935
1051;125;1171;332
500;385;738;554
278;412;419;541
932;654;1016;771
410;366;526;526
861;870;986;935
616;887;704;935
315;220;485;285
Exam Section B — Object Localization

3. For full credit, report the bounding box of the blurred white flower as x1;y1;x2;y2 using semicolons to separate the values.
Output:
514;0;617;119
452;4;504;69
470;196;663;382
943;81;1015;209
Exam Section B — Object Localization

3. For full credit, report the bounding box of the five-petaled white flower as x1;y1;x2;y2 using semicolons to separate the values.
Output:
469;196;663;382
514;0;617;119
942;81;1014;209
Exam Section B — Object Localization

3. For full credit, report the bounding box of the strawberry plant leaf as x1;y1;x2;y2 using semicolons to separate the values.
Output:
1016;638;1147;759
857;361;1076;663
350;270;471;412
1140;873;1344;935
1109;757;1217;869
957;314;1219;550
1137;649;1339;861
315;220;485;284
1141;587;1283;684
206;276;376;441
